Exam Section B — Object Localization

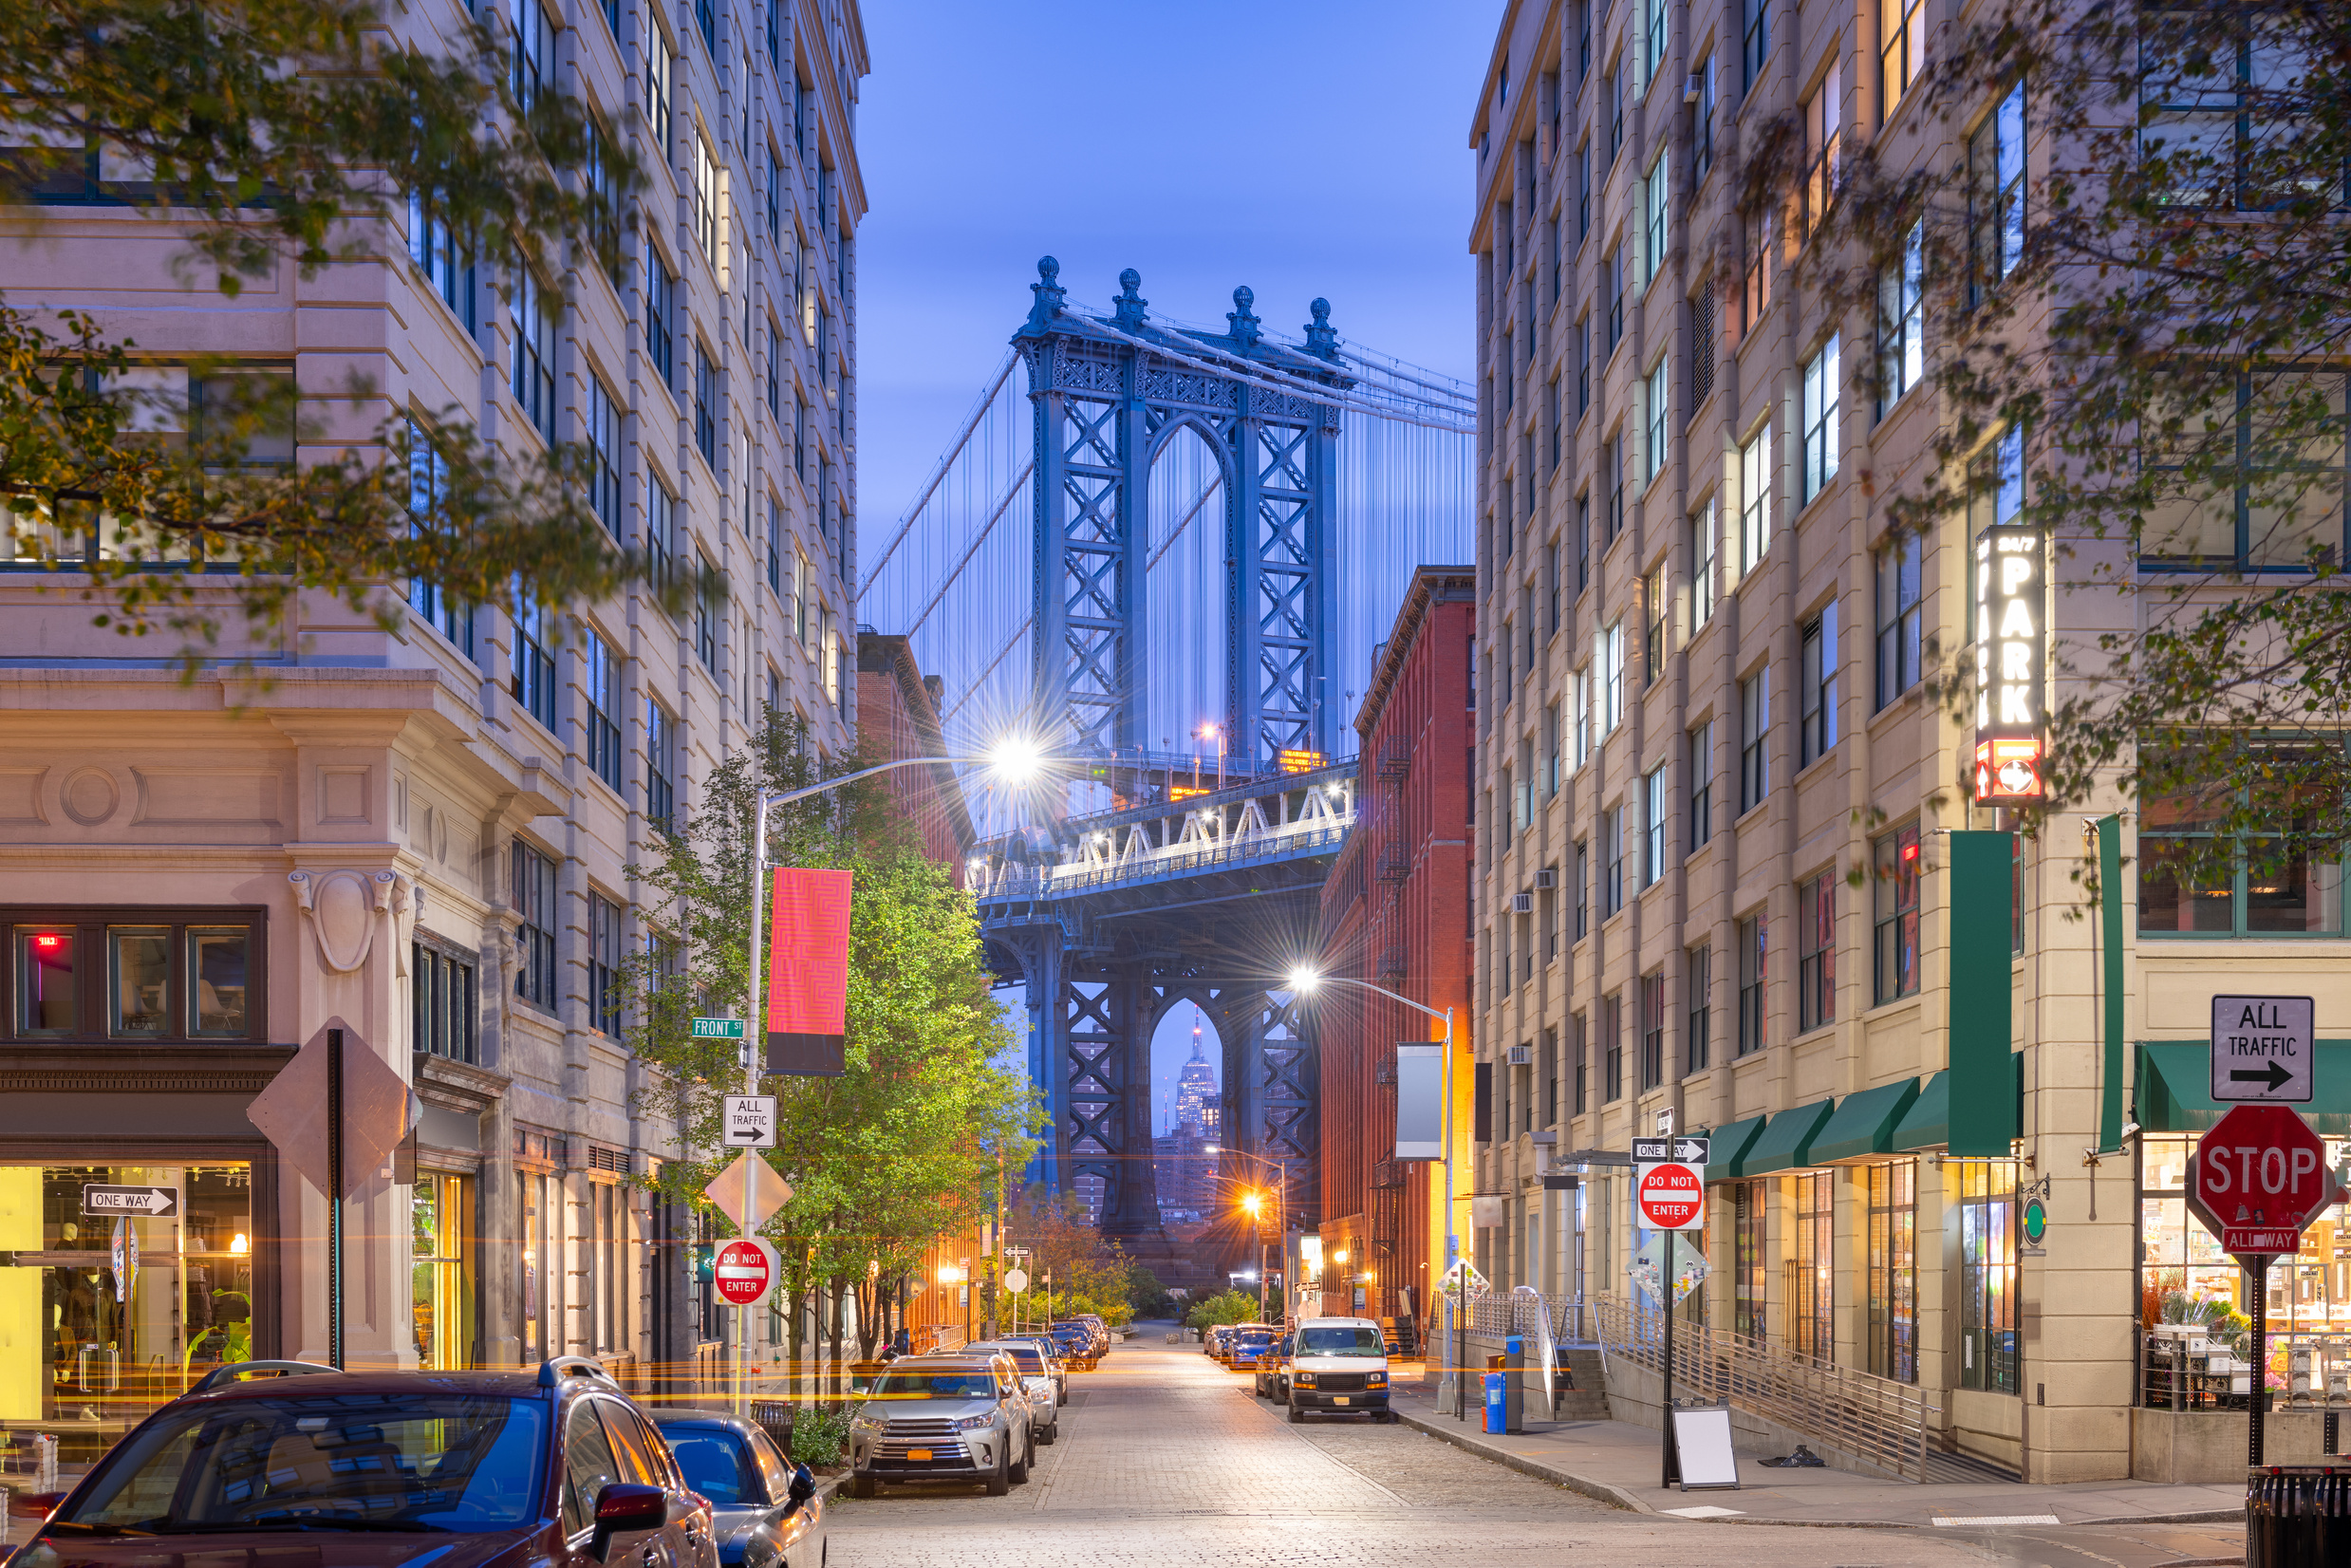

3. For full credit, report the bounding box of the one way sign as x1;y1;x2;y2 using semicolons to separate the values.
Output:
2211;995;2316;1104
82;1185;178;1218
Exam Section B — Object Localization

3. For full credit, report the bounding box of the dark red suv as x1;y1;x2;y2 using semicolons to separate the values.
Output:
5;1358;720;1568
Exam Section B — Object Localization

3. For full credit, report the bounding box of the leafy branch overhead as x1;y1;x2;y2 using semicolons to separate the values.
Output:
0;0;676;654
1733;0;2351;884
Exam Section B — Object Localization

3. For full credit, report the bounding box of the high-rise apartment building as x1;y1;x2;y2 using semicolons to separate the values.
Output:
1467;0;2346;1483
0;0;865;1423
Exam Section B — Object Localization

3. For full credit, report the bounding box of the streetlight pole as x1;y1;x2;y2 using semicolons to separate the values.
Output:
1208;1144;1292;1324
1288;968;1463;1418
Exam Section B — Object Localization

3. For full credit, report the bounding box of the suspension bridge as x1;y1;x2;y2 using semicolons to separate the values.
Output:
858;258;1474;1247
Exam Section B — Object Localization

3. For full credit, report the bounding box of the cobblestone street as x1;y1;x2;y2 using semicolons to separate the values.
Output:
826;1336;2021;1567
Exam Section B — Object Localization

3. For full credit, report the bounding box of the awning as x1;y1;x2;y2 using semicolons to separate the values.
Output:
1739;1098;1837;1177
1808;1078;1924;1165
1892;1071;1950;1151
1702;1115;1768;1184
2138;1040;2351;1133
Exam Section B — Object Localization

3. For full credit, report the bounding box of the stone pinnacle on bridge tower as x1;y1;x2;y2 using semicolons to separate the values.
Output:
1024;254;1067;333
1112;268;1149;331
1226;286;1261;349
1303;297;1340;361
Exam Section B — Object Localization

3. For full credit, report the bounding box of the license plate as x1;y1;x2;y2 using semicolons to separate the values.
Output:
1334;1396;1350;1406
905;1448;933;1462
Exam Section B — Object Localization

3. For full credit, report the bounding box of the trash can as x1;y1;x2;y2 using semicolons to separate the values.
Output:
2245;1465;2351;1567
1483;1372;1507;1433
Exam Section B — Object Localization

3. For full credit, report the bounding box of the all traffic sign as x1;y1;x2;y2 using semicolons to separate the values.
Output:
714;1238;778;1306
2211;995;2315;1103
2187;1104;2342;1260
722;1095;777;1148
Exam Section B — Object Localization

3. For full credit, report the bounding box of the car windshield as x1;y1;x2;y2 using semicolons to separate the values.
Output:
53;1392;547;1535
868;1372;997;1400
1297;1327;1385;1355
987;1347;1045;1373
661;1427;762;1507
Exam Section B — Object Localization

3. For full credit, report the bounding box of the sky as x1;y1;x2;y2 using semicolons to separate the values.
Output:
850;0;1502;533
853;0;1502;1131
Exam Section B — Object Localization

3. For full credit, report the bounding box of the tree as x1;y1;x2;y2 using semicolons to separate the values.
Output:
0;0;684;660
1759;0;2351;888
1003;1185;1139;1325
625;708;1038;1377
1185;1290;1259;1332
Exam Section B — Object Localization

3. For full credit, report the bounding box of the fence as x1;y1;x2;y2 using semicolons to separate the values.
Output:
1592;1291;1941;1482
2143;1325;2351;1410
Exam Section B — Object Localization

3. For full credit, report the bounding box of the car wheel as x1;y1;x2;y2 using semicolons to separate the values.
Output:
1043;1420;1059;1446
1287;1403;1305;1424
1010;1434;1030;1484
984;1445;1011;1497
849;1472;875;1499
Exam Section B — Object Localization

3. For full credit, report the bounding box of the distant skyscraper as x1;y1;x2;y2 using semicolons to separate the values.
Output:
1175;1019;1220;1139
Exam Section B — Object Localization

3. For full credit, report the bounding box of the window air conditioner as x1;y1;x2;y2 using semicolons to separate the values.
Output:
1512;892;1535;915
1507;1044;1533;1066
1534;868;1558;889
1685;73;1705;104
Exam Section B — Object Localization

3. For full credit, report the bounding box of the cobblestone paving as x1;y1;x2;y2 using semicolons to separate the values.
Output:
828;1336;1994;1567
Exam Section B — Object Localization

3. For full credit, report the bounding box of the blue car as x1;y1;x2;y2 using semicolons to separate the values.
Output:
1227;1330;1276;1370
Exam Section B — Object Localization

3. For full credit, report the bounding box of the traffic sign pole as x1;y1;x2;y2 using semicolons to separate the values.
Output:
1662;1227;1677;1487
2249;1256;2270;1466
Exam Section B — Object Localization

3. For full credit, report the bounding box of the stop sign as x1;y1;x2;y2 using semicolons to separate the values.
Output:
1635;1159;1705;1230
2188;1104;2342;1260
715;1238;778;1306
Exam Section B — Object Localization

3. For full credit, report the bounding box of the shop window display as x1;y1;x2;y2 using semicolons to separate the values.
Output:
1959;1159;2019;1393
413;1172;474;1370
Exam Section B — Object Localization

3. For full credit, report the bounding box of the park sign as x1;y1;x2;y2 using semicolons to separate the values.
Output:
2211;995;2315;1103
2187;1104;2342;1260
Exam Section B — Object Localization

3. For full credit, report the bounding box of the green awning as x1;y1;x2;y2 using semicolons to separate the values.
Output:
1703;1115;1768;1184
1740;1098;1837;1176
1893;1072;1950;1151
1809;1078;1924;1165
2138;1040;2351;1133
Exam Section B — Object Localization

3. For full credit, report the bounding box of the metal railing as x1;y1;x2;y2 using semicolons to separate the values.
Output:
1592;1291;1940;1483
976;820;1350;901
2142;1326;2351;1410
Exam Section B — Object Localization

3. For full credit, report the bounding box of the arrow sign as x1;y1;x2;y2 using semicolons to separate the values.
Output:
2211;995;2314;1103
722;1095;777;1148
2230;1061;2296;1092
84;1185;177;1218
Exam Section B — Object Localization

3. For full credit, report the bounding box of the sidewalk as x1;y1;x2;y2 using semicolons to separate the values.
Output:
1387;1380;2244;1528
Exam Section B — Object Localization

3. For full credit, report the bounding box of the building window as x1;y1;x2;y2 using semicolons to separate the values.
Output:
585;624;623;793
1867;1159;1918;1381
693;134;720;259
1792;1171;1835;1360
1873;824;1922;1002
646;250;677;385
1882;0;1923;117
1546;703;1562;796
646;475;677;595
1572;666;1592;768
1642;154;1669;288
1877;220;1924;416
1642;0;1667;91
1606;241;1626;355
1645;359;1670;484
821;605;841;707
1693;277;1717;411
1571;1011;1588;1113
1799;604;1838;766
1742;0;1770;96
1602;992;1623;1101
2141;17;2321;210
1601;621;1625;735
1875;533;1922;707
1687;945;1711;1071
510;590;554;732
1691;501;1718;627
1689;719;1715;850
406;429;475;658
1642;569;1666;686
588;893;624;1038
1739;665;1769;812
695;345;718;467
412;941;477;1062
645;28;673;147
646;698;675;831
1643;765;1667;887
1691;52;1717;181
511;841;557;1011
1731;1181;1767;1337
1574;839;1591;940
1742;205;1774;334
588;376;622;537
1802;59;1842;234
7;911;264;1041
1802;336;1841;503
1959;1161;2020;1392
696;565;719;672
407;192;475;329
1798;869;1836;1031
1740;423;1771;575
1604;805;1626;917
1736;913;1766;1054
1576;317;1592;418
2139;774;2349;937
1640;971;1666;1090
510;268;556;443
1968;82;2028;305
511;0;554;112
2139;371;2350;572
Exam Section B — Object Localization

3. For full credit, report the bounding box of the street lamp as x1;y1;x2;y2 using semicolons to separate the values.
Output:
1287;964;1466;1418
1209;1143;1291;1326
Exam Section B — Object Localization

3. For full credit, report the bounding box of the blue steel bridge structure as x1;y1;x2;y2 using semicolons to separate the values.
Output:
858;260;1472;1241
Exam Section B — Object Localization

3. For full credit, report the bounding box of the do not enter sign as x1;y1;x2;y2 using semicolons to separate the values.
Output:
2188;1104;2342;1260
715;1238;779;1307
1635;1159;1706;1231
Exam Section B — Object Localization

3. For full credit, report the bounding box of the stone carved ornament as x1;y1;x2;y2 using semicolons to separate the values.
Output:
289;869;415;975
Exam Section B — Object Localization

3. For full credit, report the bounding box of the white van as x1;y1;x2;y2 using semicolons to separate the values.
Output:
1284;1316;1391;1423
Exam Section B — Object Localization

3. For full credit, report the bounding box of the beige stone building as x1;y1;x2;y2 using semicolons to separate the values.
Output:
1467;0;2351;1483
0;0;867;1445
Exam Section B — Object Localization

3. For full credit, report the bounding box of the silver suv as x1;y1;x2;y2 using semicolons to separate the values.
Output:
962;1340;1060;1445
847;1354;1034;1497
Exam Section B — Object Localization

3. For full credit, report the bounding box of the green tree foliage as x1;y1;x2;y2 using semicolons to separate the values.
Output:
1756;0;2351;886
1185;1290;1261;1332
1002;1185;1141;1326
0;0;683;657
625;709;1038;1337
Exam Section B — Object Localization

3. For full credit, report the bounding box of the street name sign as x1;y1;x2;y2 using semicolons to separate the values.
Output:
2187;1104;2341;1259
721;1095;778;1148
83;1185;177;1218
691;1017;746;1040
2211;995;2315;1103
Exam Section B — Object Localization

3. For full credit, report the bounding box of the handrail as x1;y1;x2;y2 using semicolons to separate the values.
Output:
1590;1292;1939;1483
976;822;1350;903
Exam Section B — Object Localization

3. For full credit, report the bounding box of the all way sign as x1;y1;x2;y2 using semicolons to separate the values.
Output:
2211;995;2316;1103
83;1185;177;1218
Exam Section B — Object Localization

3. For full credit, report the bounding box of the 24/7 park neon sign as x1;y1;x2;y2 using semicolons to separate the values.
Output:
1973;524;2045;803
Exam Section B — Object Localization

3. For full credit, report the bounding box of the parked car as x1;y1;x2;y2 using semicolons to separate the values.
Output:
648;1409;823;1568
1216;1323;1275;1366
1007;1335;1070;1400
1226;1326;1277;1372
3;1356;716;1568
1072;1313;1110;1353
846;1354;1034;1498
961;1339;1061;1445
1203;1324;1234;1358
1045;1322;1094;1370
1286;1316;1392;1422
1254;1335;1294;1400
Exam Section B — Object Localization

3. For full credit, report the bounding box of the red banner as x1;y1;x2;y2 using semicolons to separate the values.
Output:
765;868;850;1076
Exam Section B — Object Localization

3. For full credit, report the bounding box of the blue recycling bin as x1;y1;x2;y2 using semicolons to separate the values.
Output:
1483;1372;1507;1432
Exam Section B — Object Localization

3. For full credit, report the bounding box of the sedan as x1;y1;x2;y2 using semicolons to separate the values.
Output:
649;1409;822;1568
1253;1335;1293;1400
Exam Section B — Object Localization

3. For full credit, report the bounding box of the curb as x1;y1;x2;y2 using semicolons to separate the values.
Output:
1390;1405;1655;1515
